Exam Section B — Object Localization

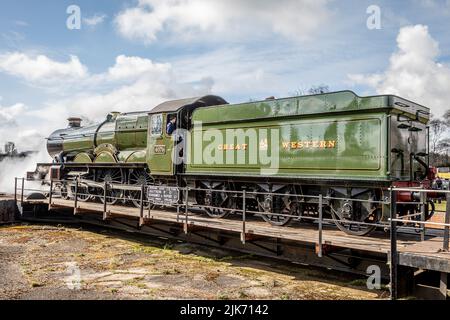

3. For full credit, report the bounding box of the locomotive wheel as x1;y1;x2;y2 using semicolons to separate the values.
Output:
129;169;152;208
72;182;91;202
201;183;237;218
258;189;295;226
330;189;381;236
58;183;70;200
97;169;124;205
70;173;94;202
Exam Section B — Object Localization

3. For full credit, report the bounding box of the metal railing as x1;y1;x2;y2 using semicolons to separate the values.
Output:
13;177;450;300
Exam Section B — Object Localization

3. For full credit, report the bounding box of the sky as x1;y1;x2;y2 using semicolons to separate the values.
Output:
1;0;450;154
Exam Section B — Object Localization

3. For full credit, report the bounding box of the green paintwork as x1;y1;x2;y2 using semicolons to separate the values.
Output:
186;114;388;180
96;122;116;146
146;113;176;175
73;153;92;163
186;91;429;181
123;150;147;163
94;151;116;163
63;124;96;154
192;91;428;124
49;90;429;182
57;112;149;164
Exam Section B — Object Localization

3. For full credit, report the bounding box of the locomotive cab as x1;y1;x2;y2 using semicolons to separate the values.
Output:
146;96;228;176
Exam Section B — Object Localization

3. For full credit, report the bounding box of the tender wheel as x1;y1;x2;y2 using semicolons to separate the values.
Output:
97;169;124;205
197;182;237;218
329;188;381;236
257;188;295;226
129;169;152;208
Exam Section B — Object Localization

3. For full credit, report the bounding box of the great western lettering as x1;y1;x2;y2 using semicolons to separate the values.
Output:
281;140;337;150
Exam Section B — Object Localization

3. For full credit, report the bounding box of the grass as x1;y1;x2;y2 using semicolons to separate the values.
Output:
124;277;146;287
434;201;447;212
347;279;389;292
280;293;290;300
217;292;229;300
237;267;263;278
162;243;174;250
348;279;368;287
217;254;254;262
161;267;181;275
135;283;147;289
108;257;123;269
142;259;156;266
132;244;159;254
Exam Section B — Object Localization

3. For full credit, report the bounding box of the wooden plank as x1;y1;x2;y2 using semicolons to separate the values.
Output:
398;252;450;273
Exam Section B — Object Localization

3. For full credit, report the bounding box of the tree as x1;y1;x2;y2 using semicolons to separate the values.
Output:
308;85;330;95
437;138;450;165
430;118;447;153
429;110;450;166
444;109;450;125
291;84;330;96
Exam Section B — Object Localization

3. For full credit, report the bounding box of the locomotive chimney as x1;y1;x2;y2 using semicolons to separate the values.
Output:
67;117;82;128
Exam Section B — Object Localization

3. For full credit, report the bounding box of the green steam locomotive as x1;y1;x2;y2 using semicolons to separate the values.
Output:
34;91;433;235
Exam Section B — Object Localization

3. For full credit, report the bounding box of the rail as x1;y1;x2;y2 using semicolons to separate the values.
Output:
13;177;450;300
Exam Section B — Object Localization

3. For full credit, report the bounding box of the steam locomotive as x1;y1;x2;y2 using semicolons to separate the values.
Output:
32;91;434;235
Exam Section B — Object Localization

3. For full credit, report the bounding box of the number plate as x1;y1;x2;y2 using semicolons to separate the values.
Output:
154;145;166;155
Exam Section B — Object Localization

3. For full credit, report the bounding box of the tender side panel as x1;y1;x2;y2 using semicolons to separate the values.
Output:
186;114;389;180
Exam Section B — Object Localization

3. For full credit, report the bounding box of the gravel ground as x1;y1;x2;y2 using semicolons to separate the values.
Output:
0;224;387;300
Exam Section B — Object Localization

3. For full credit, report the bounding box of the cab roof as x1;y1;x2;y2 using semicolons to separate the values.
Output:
148;95;228;114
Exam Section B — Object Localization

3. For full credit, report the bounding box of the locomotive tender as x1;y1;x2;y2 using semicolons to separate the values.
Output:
35;91;432;235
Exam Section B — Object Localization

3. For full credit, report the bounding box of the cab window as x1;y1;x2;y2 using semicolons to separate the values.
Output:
150;114;163;136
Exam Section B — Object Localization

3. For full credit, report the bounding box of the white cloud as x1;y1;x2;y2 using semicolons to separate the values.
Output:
107;55;171;81
0;52;210;189
115;0;331;44
0;52;214;145
0;52;88;83
83;14;107;27
0;99;45;150
348;25;450;116
0;101;26;127
37;69;213;124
